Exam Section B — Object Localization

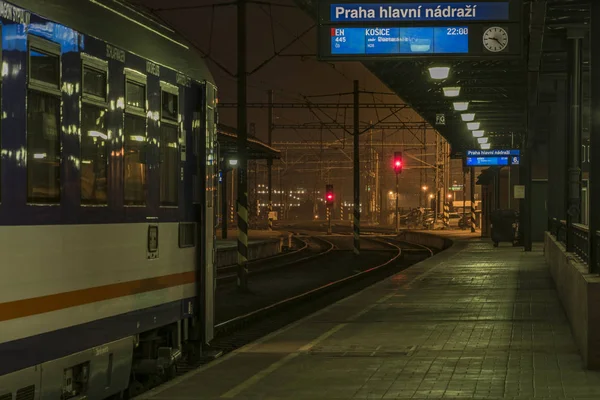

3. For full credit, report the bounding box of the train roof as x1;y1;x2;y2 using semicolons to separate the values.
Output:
11;0;214;84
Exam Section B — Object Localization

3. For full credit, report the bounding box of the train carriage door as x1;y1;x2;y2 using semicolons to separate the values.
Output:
203;82;217;343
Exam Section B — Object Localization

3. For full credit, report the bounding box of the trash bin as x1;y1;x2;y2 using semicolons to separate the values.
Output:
490;209;519;247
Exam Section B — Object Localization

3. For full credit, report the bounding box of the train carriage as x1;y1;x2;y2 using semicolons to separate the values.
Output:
0;0;217;399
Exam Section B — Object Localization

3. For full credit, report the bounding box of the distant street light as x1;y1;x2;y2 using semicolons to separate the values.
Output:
422;185;428;191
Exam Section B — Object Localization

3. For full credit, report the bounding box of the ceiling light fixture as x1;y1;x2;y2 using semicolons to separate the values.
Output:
453;101;469;111
443;86;461;97
428;66;450;80
472;130;485;138
461;113;475;122
467;122;481;130
477;137;488;144
480;143;491;150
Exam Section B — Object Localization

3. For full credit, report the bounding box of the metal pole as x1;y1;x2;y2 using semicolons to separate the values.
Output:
236;0;249;291
222;164;228;239
434;135;439;223
267;90;273;231
470;166;476;233
395;172;399;233
566;30;583;252
463;169;466;230
590;1;600;273
327;206;332;235
353;80;360;255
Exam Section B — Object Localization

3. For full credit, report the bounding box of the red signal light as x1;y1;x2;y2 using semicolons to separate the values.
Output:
393;151;403;174
325;184;334;205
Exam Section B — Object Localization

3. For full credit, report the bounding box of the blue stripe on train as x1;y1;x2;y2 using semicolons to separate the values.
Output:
0;296;195;376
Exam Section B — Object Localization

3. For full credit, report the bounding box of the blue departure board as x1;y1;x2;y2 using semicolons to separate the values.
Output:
330;26;469;55
465;150;520;167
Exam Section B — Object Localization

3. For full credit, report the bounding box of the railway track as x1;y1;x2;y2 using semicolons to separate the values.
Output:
216;235;335;282
131;235;435;400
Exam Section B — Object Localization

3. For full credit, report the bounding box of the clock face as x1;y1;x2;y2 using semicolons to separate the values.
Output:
483;27;508;53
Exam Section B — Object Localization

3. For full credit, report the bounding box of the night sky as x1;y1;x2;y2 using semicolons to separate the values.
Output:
132;0;464;205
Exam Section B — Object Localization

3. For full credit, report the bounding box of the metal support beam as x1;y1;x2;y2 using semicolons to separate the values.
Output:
273;123;430;130
353;80;360;255
590;2;600;273
236;0;249;291
520;143;533;251
470;167;476;233
547;79;567;230
222;166;228;239
566;30;583;252
267;90;273;231
218;102;409;109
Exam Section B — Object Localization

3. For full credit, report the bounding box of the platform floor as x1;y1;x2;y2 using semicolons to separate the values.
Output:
139;239;600;400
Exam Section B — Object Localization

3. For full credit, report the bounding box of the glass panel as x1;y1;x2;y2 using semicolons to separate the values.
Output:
160;124;178;206
126;80;145;109
30;49;59;86
83;67;107;99
161;91;178;121
124;115;146;205
81;104;108;204
27;90;60;202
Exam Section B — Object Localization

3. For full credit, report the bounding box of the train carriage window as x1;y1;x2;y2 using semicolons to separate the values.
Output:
27;36;61;204
159;82;179;207
124;69;147;205
81;55;109;205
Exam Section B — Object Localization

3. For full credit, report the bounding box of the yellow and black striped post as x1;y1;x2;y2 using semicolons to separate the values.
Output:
470;166;476;233
340;205;344;221
443;203;450;229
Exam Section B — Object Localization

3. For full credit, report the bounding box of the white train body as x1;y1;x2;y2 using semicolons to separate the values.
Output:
0;1;217;399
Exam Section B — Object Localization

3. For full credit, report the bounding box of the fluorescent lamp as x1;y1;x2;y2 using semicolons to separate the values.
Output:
467;122;480;130
477;137;488;144
453;102;469;111
472;130;485;138
461;113;475;122
428;66;450;80
229;159;238;166
480;143;491;150
443;87;461;97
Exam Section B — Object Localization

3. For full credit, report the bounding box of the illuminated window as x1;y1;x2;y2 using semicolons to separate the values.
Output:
27;36;61;203
81;55;109;204
81;106;107;204
160;82;179;206
124;69;147;205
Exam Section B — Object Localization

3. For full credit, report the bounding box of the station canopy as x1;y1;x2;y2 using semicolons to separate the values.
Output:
218;124;281;160
293;0;589;155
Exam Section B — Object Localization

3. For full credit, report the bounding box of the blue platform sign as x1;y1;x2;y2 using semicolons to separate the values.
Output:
329;2;510;22
465;149;520;167
331;26;469;55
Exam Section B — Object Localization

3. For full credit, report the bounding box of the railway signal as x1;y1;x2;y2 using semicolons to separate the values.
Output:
325;184;334;234
325;184;334;206
393;151;403;175
393;152;403;233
